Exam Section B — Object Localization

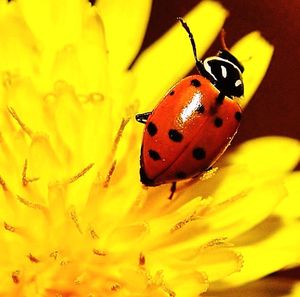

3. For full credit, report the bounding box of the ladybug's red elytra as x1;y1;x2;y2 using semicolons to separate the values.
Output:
136;18;244;199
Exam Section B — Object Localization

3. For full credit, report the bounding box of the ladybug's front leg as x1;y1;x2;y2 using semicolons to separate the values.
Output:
168;182;177;200
135;112;152;124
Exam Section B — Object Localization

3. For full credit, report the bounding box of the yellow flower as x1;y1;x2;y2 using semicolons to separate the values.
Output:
203;138;300;295
1;0;299;296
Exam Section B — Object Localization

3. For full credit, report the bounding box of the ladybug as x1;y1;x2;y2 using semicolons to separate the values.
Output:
136;18;244;199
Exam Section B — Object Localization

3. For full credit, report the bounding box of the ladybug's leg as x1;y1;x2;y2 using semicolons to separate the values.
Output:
168;182;177;200
177;17;209;78
135;112;152;124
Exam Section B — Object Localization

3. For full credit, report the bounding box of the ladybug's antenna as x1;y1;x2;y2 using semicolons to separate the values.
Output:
177;17;199;64
177;17;207;76
220;29;229;51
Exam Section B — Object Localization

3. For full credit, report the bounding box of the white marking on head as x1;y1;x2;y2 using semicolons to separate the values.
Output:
203;56;242;78
235;79;242;87
221;65;227;78
180;92;202;123
203;60;216;81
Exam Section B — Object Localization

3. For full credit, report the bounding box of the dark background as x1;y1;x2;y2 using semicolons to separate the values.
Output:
141;0;300;145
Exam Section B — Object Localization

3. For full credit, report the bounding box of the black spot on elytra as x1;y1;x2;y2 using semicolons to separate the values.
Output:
235;111;242;122
193;147;206;160
148;149;161;161
216;93;225;105
214;117;223;128
196;105;205;114
169;90;175;96
191;79;201;87
209;105;217;115
175;171;187;179
168;129;183;142
147;122;157;136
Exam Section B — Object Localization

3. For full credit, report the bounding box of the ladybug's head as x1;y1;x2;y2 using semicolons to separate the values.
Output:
177;18;244;99
203;50;244;98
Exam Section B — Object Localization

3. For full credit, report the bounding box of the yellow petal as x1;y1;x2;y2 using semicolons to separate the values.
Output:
224;137;300;177
151;239;242;286
168;272;209;296
203;179;286;239
206;277;300;297
49;8;108;94
142;176;285;257
195;248;243;282
106;223;149;252
133;0;228;110
275;172;300;219
230;32;274;109
17;0;84;46
290;282;300;297
0;5;37;76
97;0;152;72
16;0;108;93
216;217;300;287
